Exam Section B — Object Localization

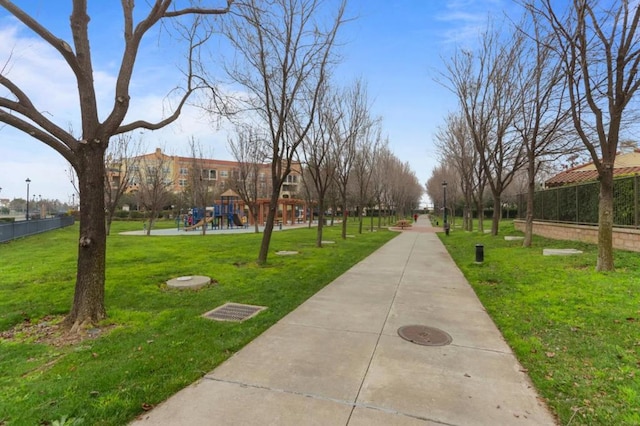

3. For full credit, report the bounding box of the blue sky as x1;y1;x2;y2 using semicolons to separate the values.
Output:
0;0;520;206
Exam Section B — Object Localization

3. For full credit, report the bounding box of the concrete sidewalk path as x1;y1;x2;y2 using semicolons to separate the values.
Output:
132;216;557;426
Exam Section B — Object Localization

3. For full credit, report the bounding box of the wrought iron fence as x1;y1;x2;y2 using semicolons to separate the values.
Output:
517;174;640;228
0;216;75;243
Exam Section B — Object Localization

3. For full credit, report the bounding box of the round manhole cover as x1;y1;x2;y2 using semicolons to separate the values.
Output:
397;325;452;346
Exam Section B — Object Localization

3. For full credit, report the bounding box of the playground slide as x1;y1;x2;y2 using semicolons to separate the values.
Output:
184;217;212;231
232;214;244;227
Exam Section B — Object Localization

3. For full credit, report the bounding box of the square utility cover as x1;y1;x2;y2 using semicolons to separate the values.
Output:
203;303;267;322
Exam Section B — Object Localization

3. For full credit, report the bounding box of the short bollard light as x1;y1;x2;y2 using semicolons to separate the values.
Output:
475;244;484;263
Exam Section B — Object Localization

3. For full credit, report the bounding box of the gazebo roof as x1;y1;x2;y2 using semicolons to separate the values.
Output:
220;189;240;198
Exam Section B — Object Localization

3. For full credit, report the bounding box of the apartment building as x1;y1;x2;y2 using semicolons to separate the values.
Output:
107;148;306;224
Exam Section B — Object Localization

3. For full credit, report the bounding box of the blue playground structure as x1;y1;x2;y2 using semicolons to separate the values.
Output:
183;190;247;231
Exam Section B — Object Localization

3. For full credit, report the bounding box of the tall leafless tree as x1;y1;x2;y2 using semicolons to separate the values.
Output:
331;79;372;239
533;0;640;270
352;122;381;234
444;22;528;235
299;83;339;246
370;141;391;228
187;138;219;235
0;1;232;330
220;0;346;264
228;124;268;233
135;149;173;235
434;113;480;231
513;9;577;247
104;134;142;236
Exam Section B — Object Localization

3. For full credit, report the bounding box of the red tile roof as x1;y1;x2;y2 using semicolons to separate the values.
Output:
545;151;640;187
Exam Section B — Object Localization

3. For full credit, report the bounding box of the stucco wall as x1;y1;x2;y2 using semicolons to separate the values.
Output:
514;220;640;252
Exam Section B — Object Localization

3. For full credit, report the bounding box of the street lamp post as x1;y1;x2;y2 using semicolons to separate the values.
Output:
442;181;449;235
25;178;31;221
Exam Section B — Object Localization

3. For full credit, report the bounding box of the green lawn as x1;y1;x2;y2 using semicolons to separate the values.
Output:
439;221;640;426
0;221;396;425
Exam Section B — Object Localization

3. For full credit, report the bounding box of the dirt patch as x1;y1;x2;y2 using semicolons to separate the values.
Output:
0;315;114;347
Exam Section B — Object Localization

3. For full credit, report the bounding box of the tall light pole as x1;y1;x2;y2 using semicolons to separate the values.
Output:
442;181;448;235
25;178;31;221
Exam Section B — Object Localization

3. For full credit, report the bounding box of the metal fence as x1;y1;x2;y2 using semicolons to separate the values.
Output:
516;174;640;228
0;216;75;243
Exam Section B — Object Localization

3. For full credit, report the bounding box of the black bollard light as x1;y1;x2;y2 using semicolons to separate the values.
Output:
475;244;484;263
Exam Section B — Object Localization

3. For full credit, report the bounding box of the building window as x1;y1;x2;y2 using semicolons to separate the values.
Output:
259;173;266;181
180;167;188;175
179;179;187;187
220;170;228;178
285;175;298;183
201;169;217;180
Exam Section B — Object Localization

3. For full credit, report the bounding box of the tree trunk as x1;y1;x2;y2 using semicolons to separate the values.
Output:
476;200;484;234
252;205;260;233
258;194;278;264
370;208;374;231
105;208;115;236
523;165;535;247
64;145;107;332
491;194;501;236
597;169;615;271
341;201;348;239
465;194;474;232
316;199;325;247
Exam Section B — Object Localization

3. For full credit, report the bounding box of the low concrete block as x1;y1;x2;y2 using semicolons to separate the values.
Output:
542;248;583;256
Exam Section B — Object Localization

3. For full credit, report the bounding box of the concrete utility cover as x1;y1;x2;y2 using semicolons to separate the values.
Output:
504;236;524;241
321;240;335;244
346;235;355;238
166;275;211;290
543;248;583;256
397;325;452;346
276;251;299;256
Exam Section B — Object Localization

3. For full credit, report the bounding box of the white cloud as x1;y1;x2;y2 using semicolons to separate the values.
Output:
0;17;232;201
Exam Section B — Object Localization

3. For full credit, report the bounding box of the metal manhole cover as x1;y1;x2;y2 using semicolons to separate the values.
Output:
203;303;267;322
397;325;452;346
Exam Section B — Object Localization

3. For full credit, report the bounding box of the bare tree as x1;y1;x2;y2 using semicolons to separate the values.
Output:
104;134;142;236
331;79;372;239
444;21;528;235
389;160;423;219
534;0;640;270
186;138;219;235
352;122;381;234
426;164;460;226
435;113;479;231
0;1;232;330
299;82;339;246
513;9;577;247
370;141;392;229
228;124;267;233
220;0;346;264
135;150;173;235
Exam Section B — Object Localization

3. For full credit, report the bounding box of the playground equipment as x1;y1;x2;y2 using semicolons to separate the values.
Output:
183;189;248;231
184;216;215;231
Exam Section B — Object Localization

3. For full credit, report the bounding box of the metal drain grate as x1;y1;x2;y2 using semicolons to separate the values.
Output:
397;325;452;346
203;303;267;322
